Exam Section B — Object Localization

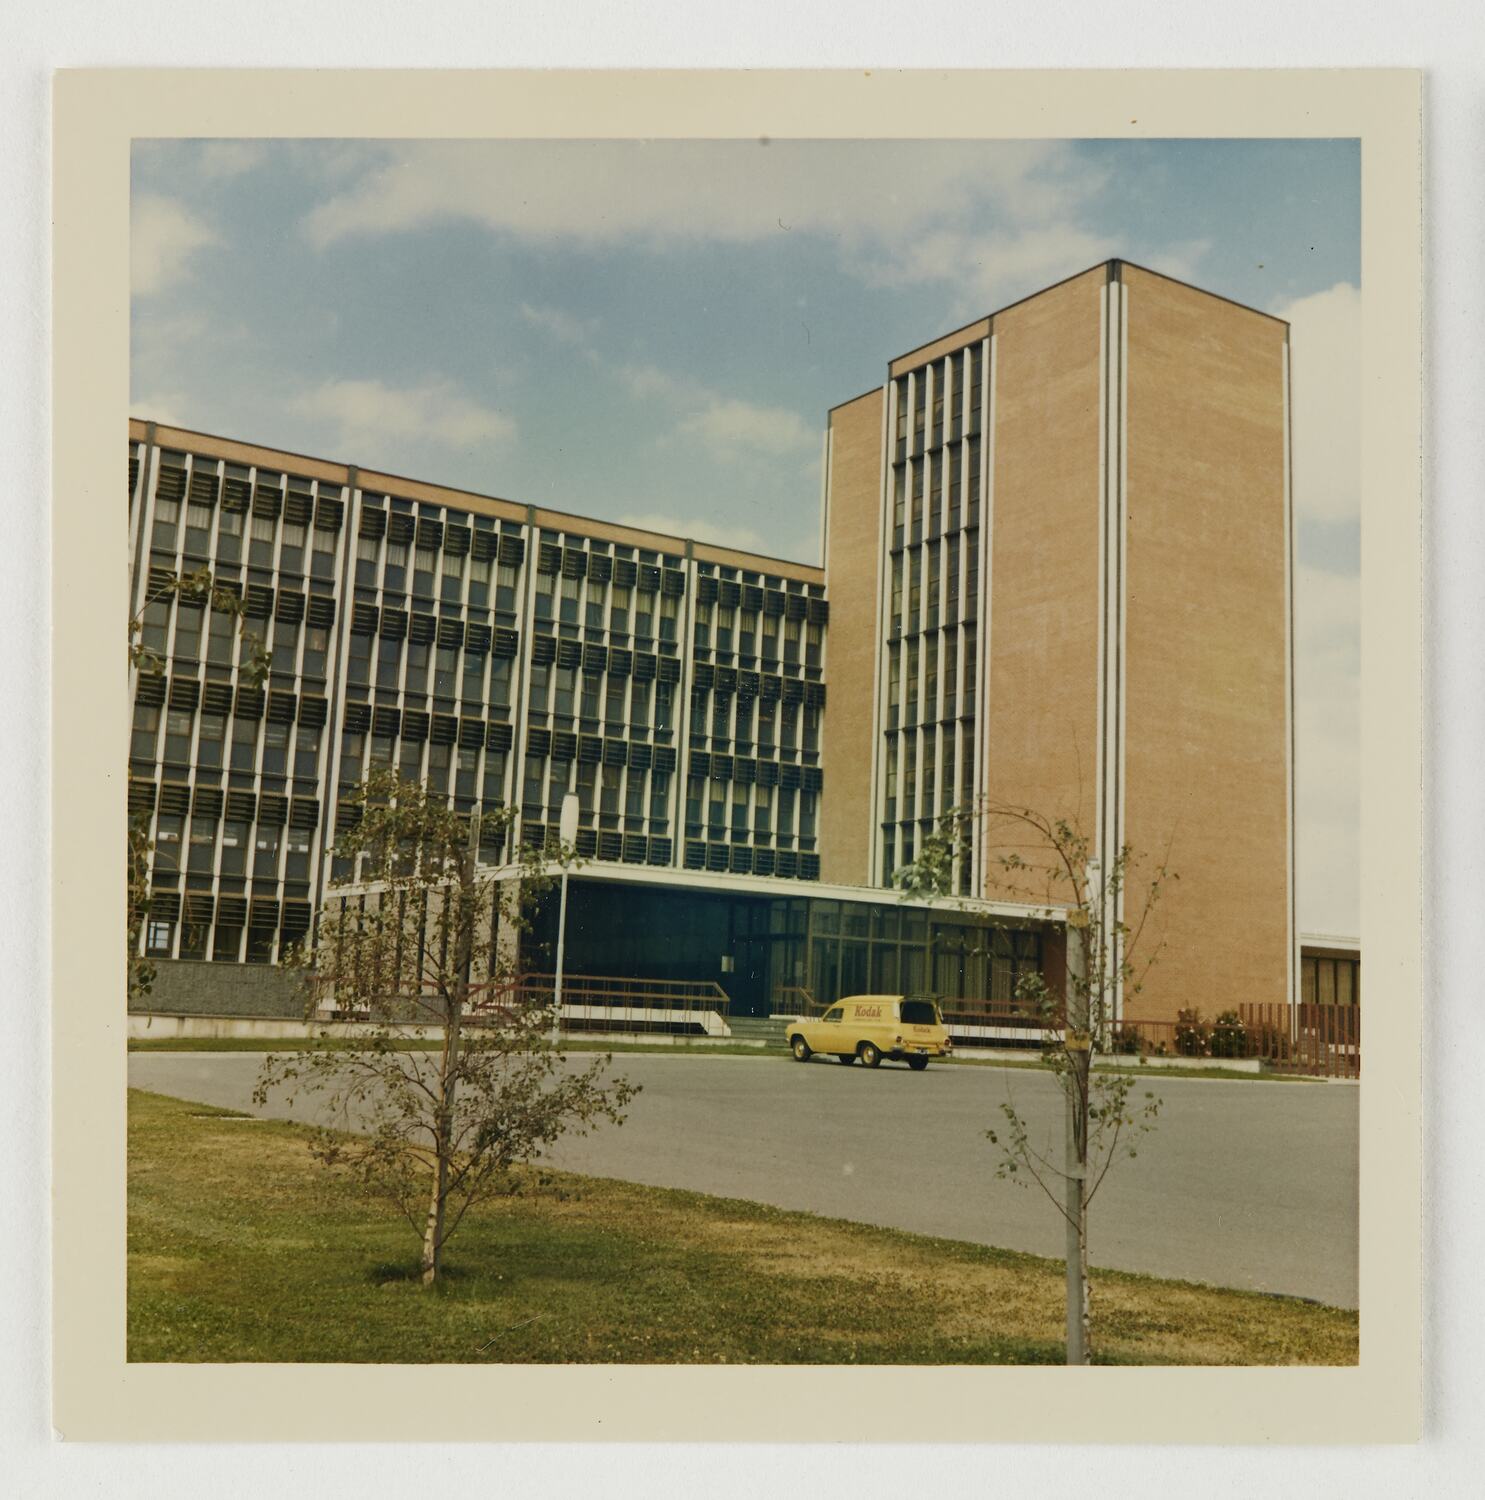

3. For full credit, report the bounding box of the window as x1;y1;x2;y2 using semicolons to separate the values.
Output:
600;764;622;818
580;673;601;721
280;521;306;571
154;815;182;871
173;603;203;662
533;573;554;620
496;562;517;613
413;547;436;596
560;576;580;624
629;678;650;727
434;647;458;699
378;639;408;696
212;926;242;962
286;832;311;881
255;827;279;880
660;593;678;642
554;666;576;718
130;702;160;760
206;609;234;666
442;556;464;604
197;712;225;769
369;733;393;766
456;749;479;800
185;503;213;555
401;739;424;783
383;541;408;592
806;622;822;667
462;650;486;701
145;921;173;956
427;741;451;793
188;817;217;873
693;600;710;649
217;508;243;563
355;534;380;586
468;556;490;607
405;640;429;695
606;678;626;728
303;625;329;680
731;786;748;834
293;724;320;779
311;523;336;579
151;496;180;549
529;662;551;714
609;585;630;634
754;784;772;834
346;631;371;686
220;820;247;876
262;721;290;776
483;751;507;801
339;730;364;779
231;716;258;771
654;679;674;730
649;770;670;822
577;760;597;814
249;514;277;567
489;656;511;708
163;710;193;765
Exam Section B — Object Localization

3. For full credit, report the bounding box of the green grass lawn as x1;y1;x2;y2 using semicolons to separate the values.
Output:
128;1089;1356;1366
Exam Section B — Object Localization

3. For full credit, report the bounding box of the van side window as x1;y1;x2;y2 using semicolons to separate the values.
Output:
822;1007;843;1024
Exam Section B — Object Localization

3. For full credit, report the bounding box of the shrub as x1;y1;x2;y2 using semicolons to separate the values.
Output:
1208;1009;1248;1059
1108;1024;1146;1057
1174;1008;1209;1058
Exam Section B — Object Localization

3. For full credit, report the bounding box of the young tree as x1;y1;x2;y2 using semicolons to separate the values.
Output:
126;565;270;1002
896;798;1174;1365
254;767;638;1285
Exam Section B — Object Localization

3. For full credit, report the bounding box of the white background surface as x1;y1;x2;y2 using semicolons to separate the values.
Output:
4;3;1479;1493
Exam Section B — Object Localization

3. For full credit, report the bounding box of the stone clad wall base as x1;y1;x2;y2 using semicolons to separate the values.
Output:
130;958;306;1019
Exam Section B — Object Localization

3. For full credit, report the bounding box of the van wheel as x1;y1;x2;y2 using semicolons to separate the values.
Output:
859;1042;882;1069
791;1036;812;1061
907;1055;930;1071
836;1053;855;1065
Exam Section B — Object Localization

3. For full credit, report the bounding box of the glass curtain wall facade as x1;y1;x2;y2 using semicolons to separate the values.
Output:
880;340;987;895
525;883;1045;1016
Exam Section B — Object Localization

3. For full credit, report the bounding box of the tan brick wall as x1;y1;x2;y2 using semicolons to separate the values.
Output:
819;387;884;886
889;318;992;379
1119;267;1290;1022
982;268;1105;907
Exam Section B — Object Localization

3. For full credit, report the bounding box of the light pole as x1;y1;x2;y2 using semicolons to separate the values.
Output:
551;792;580;1047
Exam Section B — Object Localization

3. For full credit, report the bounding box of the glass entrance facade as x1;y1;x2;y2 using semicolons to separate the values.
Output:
525;880;1048;1016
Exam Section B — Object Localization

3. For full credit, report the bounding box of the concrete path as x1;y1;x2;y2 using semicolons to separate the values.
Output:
129;1050;1358;1307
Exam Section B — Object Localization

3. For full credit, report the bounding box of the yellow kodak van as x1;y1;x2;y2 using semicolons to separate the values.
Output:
786;995;953;1071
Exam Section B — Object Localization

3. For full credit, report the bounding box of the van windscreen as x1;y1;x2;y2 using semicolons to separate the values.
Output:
900;1000;938;1025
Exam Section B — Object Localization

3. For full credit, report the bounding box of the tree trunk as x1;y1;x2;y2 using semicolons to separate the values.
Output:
1065;921;1091;1365
421;847;476;1285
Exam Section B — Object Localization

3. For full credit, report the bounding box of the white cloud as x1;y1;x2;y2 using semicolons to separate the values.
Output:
298;378;516;457
617;361;816;463
1275;282;1360;527
519;302;597;347
131;195;217;298
302;140;1100;252
1294;563;1360;935
679;396;815;458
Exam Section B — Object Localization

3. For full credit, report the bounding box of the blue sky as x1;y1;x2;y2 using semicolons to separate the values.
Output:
131;137;1360;931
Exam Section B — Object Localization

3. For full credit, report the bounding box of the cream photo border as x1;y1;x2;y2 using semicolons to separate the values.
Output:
52;68;1422;1443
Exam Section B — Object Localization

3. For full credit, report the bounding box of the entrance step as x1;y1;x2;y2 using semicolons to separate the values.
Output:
726;1015;791;1050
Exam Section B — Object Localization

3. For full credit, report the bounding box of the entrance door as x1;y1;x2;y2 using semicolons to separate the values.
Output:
726;934;771;1017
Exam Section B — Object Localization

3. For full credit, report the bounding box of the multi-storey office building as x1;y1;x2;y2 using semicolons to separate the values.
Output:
128;260;1298;1026
824;261;1295;1024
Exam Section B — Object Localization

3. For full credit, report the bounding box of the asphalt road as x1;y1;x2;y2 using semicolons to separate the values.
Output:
128;1050;1359;1307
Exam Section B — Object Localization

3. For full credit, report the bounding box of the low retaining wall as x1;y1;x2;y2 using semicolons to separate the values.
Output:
130;959;305;1019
